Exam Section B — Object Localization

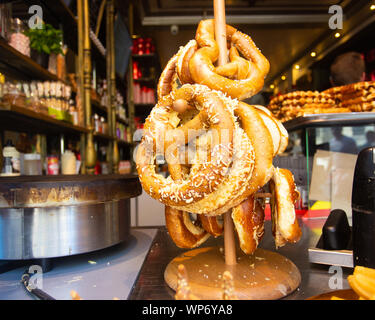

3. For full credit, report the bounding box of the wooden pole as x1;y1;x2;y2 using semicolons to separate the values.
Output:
214;0;237;266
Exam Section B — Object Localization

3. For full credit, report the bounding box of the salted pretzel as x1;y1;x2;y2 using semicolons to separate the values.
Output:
178;19;270;100
178;103;285;217
232;195;265;254
270;168;302;248
157;52;179;99
139;84;301;251
165;207;210;249
137;84;253;248
136;84;237;207
138;19;302;253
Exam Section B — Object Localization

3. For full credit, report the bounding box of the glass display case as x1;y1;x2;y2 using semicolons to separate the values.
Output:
277;112;375;222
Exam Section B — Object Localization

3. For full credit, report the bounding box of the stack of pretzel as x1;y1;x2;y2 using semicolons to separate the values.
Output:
136;19;302;254
323;81;375;112
268;81;375;122
268;90;349;122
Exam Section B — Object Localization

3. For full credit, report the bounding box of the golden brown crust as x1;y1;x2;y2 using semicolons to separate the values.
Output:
136;84;236;207
157;53;178;99
270;168;301;248
138;20;304;253
186;19;269;100
176;40;197;85
232;195;265;254
198;214;223;237
165;206;210;249
270;81;375;121
204;102;274;215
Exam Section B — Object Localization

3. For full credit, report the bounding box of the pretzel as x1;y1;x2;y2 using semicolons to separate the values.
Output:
177;19;269;100
136;84;237;207
165;206;211;248
156;91;295;253
157;52;179;99
183;103;282;216
232;195;265;254
138;19;303;254
171;119;256;215
269;168;301;248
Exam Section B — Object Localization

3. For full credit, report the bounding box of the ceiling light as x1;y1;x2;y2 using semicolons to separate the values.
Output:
311;51;317;57
370;4;375;10
295;65;300;70
270;84;275;89
281;75;286;81
334;32;341;38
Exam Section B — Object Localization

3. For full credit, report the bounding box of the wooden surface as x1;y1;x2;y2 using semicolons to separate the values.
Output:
0;39;61;81
128;221;355;300
164;246;301;300
0;102;89;135
0;173;139;183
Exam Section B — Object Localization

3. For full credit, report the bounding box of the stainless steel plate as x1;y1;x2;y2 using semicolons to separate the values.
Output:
0;199;131;260
283;112;375;132
308;247;353;268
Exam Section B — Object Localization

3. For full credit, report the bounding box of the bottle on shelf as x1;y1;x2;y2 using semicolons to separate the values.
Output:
132;37;155;55
46;155;59;175
61;150;77;175
1;140;20;176
94;114;100;132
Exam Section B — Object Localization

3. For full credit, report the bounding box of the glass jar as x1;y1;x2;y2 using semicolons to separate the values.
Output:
23;153;42;175
8;18;30;57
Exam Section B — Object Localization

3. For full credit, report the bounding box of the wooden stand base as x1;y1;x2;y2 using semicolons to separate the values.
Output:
164;246;301;300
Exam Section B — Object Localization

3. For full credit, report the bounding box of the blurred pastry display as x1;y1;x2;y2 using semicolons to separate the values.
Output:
268;81;375;122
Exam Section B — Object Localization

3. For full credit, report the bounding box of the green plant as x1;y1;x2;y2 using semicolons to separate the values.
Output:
24;24;63;55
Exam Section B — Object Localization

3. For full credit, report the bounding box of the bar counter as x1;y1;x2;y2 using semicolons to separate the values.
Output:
0;217;353;300
129;218;353;300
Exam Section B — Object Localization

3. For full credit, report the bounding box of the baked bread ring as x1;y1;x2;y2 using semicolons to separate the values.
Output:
183;19;270;100
138;19;303;254
209;102;275;215
199;214;224;237
269;168;302;248
171;121;255;215
157;51;179;99
176;40;198;85
165;206;210;249
232;195;265;254
136;84;236;207
184;102;276;216
253;105;288;155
